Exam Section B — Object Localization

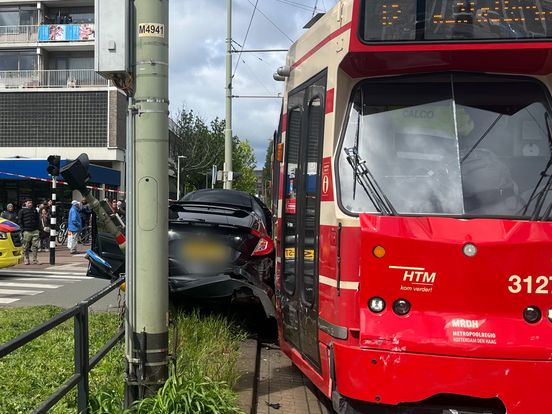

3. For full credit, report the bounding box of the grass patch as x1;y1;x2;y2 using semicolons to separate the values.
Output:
0;306;247;414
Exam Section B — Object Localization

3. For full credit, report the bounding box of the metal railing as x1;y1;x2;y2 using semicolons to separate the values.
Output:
0;25;38;43
0;69;108;89
0;277;125;414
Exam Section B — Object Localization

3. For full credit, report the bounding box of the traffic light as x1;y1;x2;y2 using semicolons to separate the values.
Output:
60;153;91;195
47;155;61;176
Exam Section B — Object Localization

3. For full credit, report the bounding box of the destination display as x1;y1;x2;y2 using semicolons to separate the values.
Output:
361;0;552;42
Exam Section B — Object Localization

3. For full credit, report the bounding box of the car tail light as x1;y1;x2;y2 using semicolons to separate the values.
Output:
251;229;274;256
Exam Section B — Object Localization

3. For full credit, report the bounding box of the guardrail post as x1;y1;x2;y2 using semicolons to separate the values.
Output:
74;303;89;413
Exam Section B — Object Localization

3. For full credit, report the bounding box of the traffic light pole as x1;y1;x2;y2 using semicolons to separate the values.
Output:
49;177;56;265
125;0;169;404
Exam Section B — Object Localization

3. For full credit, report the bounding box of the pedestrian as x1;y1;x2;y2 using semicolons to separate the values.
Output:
111;199;118;214
67;200;82;254
39;208;51;251
116;200;125;222
17;199;40;265
1;203;17;223
80;198;91;228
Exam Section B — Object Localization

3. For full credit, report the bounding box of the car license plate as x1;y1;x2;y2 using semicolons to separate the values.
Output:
183;241;229;262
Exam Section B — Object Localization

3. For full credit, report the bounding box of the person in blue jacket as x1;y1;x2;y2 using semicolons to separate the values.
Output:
67;200;82;254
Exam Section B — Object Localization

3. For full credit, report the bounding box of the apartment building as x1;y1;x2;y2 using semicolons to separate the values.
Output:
0;0;126;207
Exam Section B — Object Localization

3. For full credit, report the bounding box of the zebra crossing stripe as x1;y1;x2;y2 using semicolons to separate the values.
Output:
0;282;61;289
0;289;43;295
0;298;19;304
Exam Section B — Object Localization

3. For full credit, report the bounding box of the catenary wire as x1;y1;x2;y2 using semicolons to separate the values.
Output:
275;0;324;13
239;56;276;95
246;0;295;43
233;0;259;78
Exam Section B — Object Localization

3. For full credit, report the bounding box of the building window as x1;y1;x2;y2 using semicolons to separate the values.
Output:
0;7;38;26
0;51;37;71
48;52;94;70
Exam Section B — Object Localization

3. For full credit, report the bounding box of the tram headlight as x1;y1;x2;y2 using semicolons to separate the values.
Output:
463;243;477;257
368;297;385;313
392;299;411;316
523;306;541;324
548;308;552;323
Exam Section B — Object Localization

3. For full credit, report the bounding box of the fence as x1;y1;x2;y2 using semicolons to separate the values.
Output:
0;69;108;89
0;277;125;413
0;25;38;43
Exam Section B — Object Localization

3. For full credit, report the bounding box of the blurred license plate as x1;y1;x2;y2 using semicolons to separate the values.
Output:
183;241;229;262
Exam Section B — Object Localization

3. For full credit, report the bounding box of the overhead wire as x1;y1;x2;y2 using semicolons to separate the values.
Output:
275;0;324;13
312;0;319;16
239;56;275;96
232;39;278;69
246;0;295;43
233;0;259;78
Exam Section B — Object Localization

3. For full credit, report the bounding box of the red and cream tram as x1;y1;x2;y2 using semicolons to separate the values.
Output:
272;1;552;413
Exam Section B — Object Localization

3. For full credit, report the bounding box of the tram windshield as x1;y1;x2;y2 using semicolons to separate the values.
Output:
361;0;552;42
337;73;552;219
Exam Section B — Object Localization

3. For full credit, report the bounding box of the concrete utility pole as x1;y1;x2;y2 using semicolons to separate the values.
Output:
126;0;169;403
224;0;233;189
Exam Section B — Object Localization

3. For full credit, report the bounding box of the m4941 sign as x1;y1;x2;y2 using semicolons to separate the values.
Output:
138;23;165;38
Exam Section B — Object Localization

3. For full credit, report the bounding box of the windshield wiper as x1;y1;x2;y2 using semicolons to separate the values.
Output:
461;113;503;164
344;147;396;215
527;113;552;220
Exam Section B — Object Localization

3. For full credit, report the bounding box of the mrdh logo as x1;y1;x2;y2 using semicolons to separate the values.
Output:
389;265;437;293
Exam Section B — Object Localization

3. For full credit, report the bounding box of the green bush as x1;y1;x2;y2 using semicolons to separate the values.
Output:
0;307;246;414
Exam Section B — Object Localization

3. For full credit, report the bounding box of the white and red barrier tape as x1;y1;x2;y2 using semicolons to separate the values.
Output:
0;170;181;202
0;171;127;195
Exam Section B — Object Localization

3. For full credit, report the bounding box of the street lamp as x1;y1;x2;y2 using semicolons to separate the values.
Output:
177;155;186;200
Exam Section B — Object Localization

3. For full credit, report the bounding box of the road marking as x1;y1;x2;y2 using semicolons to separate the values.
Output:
0;282;61;289
0;269;87;276
0;289;43;296
14;275;91;280
46;263;87;270
13;278;78;283
0;298;19;304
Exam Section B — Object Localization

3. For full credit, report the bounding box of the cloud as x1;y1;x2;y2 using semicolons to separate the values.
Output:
168;0;338;167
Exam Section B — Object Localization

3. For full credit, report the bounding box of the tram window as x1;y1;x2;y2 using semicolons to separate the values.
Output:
283;108;301;295
337;73;552;220
361;0;552;42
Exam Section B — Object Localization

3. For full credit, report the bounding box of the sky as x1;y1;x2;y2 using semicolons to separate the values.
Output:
168;0;338;168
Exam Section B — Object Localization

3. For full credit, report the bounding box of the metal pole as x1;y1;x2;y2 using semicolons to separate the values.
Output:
49;177;56;265
125;0;169;404
124;95;136;407
224;0;233;189
176;156;181;200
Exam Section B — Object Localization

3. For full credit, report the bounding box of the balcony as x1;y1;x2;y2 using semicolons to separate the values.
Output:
0;69;107;89
0;25;38;44
38;24;94;42
0;24;95;45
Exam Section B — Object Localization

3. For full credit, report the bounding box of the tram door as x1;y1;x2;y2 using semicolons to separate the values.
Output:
281;71;326;371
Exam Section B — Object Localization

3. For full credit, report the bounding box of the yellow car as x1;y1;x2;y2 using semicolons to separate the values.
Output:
0;218;23;268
